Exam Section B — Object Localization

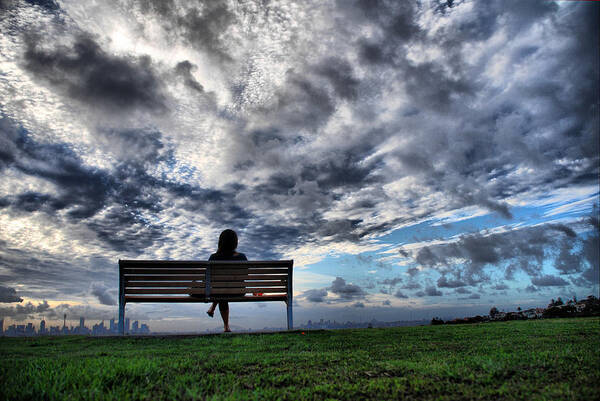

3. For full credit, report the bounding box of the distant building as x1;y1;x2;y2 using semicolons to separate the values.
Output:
132;320;139;334
80;317;85;329
0;318;3;335
109;319;116;333
40;320;46;335
125;318;130;334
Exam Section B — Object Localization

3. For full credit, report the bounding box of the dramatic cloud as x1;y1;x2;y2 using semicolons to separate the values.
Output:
0;0;597;329
407;221;597;287
90;282;116;306
0;285;23;303
415;286;443;297
459;294;481;300
0;300;50;320
425;286;443;297
531;275;569;287
302;289;328;303
23;33;167;113
329;277;367;300
379;277;403;287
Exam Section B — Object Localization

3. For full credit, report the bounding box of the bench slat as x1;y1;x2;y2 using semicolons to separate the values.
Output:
125;287;287;295
122;265;207;269
125;289;206;294
210;288;287;294
209;261;292;268
121;261;210;267
125;275;206;281
124;295;287;303
211;281;287;288
211;268;289;275
125;281;286;288
125;281;206;288
124;269;207;275
120;260;292;268
211;274;286;281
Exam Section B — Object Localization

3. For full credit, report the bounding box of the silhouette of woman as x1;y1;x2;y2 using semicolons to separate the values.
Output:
206;229;246;332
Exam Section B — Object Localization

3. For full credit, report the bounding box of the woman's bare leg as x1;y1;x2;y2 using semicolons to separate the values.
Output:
207;302;217;317
219;302;231;332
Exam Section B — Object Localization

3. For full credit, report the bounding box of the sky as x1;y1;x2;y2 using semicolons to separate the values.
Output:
0;0;598;332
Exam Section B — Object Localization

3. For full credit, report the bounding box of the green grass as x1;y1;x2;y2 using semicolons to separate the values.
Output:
1;318;598;400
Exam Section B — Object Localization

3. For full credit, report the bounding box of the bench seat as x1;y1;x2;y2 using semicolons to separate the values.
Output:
118;260;293;334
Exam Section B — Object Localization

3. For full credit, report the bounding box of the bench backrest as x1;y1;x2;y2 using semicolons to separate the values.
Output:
119;260;293;303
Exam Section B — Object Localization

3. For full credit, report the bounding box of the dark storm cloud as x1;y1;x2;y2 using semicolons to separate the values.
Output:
382;299;391;306
349;0;597;221
90;282;116;305
379;277;403;286
425;286;443;296
314;57;360;101
393;290;408;299
266;70;336;130
437;276;467;288
137;0;235;62
23;33;167;113
349;0;421;44
410;285;445;297
301;288;328;303
175;60;205;93
0;244;117;300
401;282;421;290
24;0;59;11
409;218;598;287
531;275;568;287
2;0;59;12
581;213;599;284
99;128;172;167
295;154;382;198
459;293;480;300
176;3;235;61
525;285;539;293
0;286;23;303
0;117;259;258
352;302;365;308
491;284;509;291
223;0;598;236
0;118;168;252
329;277;366;300
0;300;50;319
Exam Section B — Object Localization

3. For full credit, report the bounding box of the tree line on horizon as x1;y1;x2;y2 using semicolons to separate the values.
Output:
431;295;600;325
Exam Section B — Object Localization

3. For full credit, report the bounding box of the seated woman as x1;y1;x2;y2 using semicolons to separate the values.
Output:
206;229;246;332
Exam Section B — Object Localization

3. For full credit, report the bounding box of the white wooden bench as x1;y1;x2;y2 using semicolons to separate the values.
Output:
118;260;293;334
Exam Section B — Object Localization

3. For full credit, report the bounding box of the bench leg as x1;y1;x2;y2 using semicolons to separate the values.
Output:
287;301;293;330
118;300;125;335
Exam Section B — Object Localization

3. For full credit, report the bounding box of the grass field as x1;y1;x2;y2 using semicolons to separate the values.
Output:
0;318;598;400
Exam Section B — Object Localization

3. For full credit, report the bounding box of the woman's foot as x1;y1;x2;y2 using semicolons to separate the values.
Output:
224;326;231;332
207;310;214;318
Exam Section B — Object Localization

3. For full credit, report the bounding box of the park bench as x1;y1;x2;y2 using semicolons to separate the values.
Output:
118;260;293;334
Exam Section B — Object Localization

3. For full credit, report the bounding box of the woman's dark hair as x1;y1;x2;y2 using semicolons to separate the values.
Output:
217;229;238;254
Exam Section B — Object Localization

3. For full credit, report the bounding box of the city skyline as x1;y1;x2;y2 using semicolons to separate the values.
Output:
0;316;150;336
